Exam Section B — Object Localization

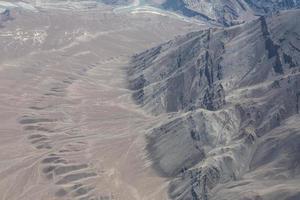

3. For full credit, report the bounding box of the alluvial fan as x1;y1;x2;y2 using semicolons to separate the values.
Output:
0;3;197;199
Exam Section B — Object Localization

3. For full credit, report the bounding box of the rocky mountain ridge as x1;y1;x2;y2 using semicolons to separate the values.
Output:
151;0;300;26
128;10;300;200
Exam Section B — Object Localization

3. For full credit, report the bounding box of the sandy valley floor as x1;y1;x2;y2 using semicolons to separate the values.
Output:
0;7;198;200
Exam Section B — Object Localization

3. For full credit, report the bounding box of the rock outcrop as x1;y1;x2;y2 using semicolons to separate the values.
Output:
128;10;300;200
148;0;300;26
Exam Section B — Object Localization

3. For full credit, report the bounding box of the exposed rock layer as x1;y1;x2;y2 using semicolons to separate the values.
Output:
128;10;300;200
151;0;300;26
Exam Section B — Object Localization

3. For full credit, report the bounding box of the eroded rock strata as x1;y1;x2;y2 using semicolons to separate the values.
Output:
128;10;300;200
150;0;300;26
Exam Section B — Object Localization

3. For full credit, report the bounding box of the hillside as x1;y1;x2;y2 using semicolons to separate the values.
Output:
149;0;300;26
128;10;300;200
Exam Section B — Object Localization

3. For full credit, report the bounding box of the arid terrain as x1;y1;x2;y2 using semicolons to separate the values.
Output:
129;10;300;199
1;1;300;200
0;2;199;199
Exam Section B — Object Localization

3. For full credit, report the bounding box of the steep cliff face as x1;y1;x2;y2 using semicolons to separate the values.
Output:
128;29;227;114
160;0;251;26
149;0;300;26
128;10;300;200
246;0;300;13
128;10;300;114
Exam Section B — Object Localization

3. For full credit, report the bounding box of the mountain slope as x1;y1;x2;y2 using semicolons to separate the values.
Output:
128;10;300;200
148;0;300;26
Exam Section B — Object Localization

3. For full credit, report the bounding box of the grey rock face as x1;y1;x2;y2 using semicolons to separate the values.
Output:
150;0;300;26
161;0;250;26
128;29;227;114
246;0;300;13
128;10;300;200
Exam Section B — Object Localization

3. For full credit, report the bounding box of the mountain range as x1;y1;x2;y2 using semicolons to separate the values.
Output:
0;0;299;200
128;4;300;200
153;0;300;26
